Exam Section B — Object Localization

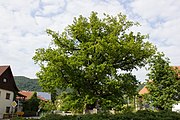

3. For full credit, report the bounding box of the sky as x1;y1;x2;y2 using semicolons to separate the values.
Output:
0;0;180;81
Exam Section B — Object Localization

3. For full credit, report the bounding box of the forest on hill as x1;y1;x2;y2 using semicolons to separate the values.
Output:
14;76;145;93
14;76;42;91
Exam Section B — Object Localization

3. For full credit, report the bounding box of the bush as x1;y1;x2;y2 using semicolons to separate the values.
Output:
40;114;77;120
11;110;180;120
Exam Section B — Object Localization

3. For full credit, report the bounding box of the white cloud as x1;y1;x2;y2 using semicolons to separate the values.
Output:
35;0;66;17
0;0;126;78
130;0;180;21
128;0;180;81
0;0;180;82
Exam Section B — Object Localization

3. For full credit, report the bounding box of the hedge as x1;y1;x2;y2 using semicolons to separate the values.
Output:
12;110;180;120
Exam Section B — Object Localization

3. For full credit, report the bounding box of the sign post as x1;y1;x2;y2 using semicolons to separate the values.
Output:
11;101;17;118
11;101;17;108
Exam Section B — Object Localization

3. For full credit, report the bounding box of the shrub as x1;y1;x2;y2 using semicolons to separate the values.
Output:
40;114;77;120
11;110;180;120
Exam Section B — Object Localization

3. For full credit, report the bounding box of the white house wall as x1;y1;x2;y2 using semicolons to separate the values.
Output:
0;88;14;118
172;103;180;112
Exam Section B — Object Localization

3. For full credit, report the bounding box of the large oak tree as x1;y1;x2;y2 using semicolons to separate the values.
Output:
33;12;156;111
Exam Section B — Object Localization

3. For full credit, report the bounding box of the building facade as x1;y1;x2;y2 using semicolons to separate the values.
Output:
0;89;14;118
0;66;19;118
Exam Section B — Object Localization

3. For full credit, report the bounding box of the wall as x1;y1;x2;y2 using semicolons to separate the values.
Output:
0;88;14;118
172;103;180;112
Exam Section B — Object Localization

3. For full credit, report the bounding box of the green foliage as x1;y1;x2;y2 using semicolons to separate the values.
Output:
23;92;40;113
14;76;42;91
40;111;180;120
11;117;26;120
39;100;56;112
120;105;135;113
137;82;146;92
146;52;180;110
13;110;180;120
55;92;84;113
33;12;156;111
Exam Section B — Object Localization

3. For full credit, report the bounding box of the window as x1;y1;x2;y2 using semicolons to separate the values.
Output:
6;107;10;113
3;78;7;82
6;93;10;100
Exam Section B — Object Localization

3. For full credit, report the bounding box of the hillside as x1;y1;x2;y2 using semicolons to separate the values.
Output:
14;76;42;91
14;76;145;93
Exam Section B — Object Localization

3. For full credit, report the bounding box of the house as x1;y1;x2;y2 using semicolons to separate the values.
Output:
0;66;19;118
138;85;150;110
17;91;51;116
37;92;51;101
18;91;51;101
139;86;149;95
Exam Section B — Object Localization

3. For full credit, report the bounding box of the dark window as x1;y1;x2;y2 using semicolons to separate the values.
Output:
6;107;10;113
6;93;10;100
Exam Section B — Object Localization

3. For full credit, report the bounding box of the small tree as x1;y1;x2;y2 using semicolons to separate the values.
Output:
23;92;40;113
146;52;180;110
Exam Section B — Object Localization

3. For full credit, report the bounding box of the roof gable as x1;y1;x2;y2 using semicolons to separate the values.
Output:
0;66;9;76
18;91;51;101
0;66;19;92
139;86;149;95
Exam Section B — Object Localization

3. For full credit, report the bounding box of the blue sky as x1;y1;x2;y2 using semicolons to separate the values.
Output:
0;0;180;81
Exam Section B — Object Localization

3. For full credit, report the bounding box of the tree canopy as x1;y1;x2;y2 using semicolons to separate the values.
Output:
146;53;180;110
33;12;156;111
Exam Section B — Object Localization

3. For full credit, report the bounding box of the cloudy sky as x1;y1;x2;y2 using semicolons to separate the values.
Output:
0;0;180;81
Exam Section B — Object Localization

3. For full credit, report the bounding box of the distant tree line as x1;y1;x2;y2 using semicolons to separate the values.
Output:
14;76;42;91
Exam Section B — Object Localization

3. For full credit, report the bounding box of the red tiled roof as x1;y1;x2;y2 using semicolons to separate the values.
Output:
37;95;47;101
18;91;35;100
0;66;9;76
172;66;180;76
172;66;180;69
139;66;180;95
139;86;149;95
